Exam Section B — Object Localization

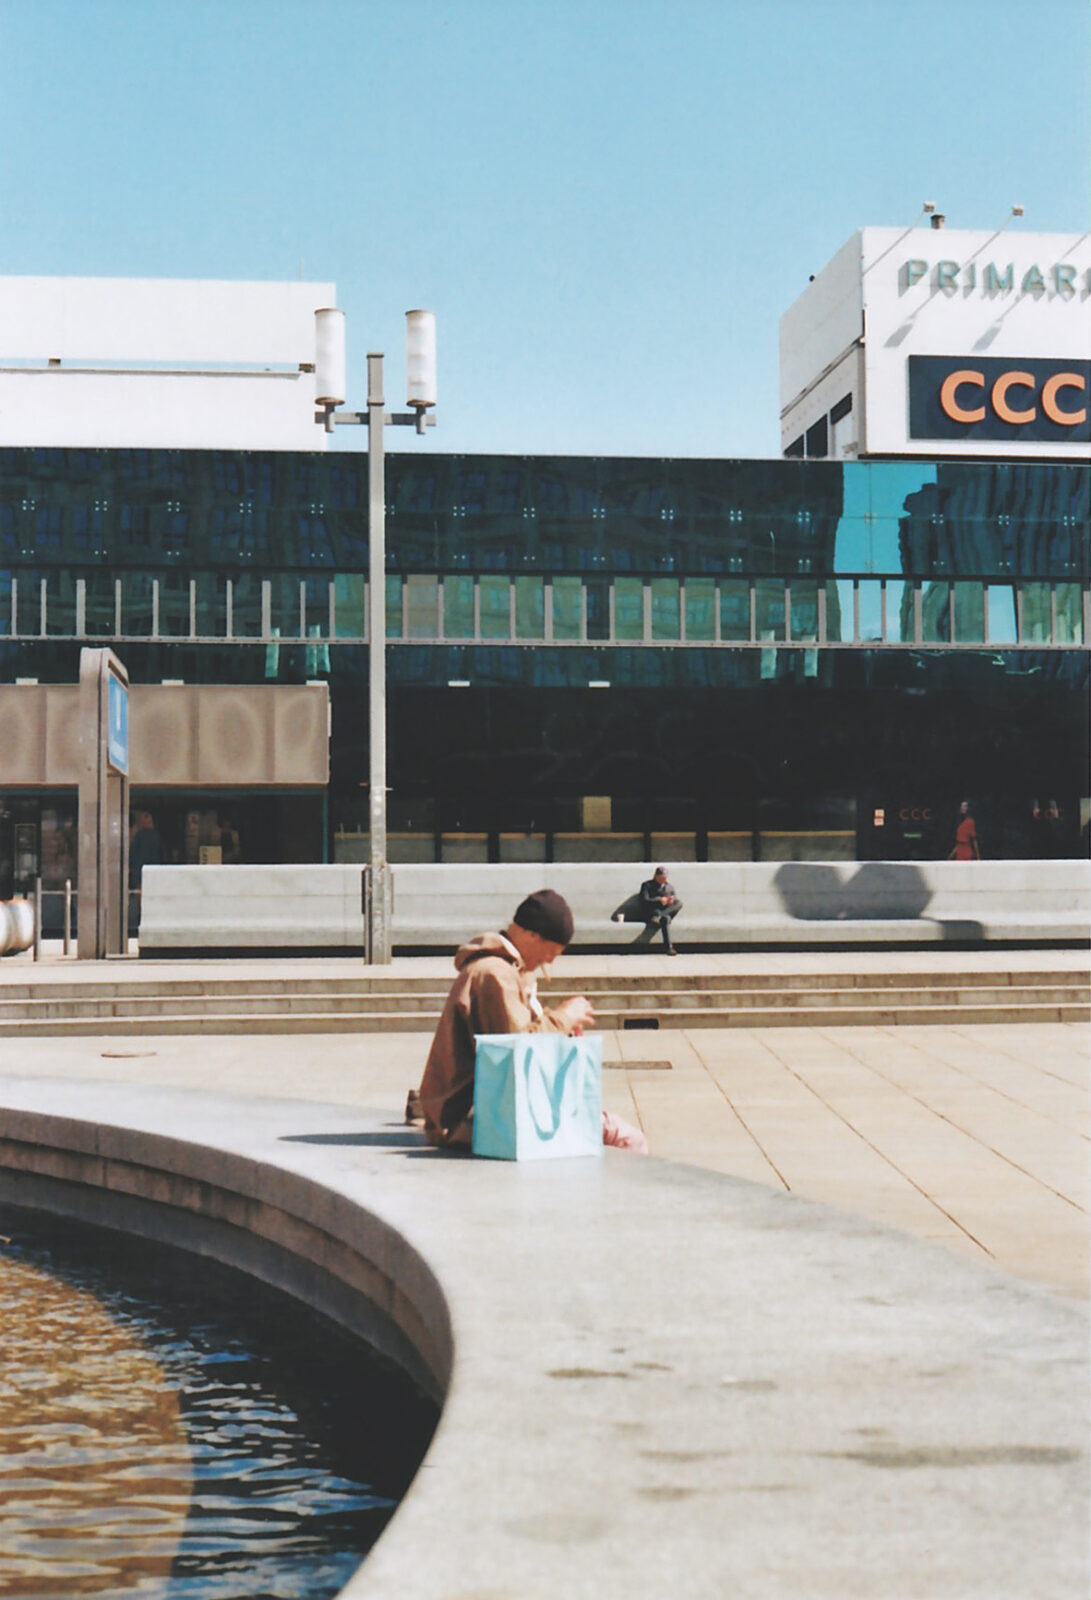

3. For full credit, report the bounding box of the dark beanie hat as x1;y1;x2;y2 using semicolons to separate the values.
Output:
513;888;574;946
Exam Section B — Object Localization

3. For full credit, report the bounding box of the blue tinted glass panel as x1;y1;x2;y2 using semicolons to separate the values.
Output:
1017;582;1050;644
586;577;610;642
45;571;77;635
443;575;474;638
789;579;818;641
719;579;749;641
120;574;154;636
613;577;644;641
406;575;439;639
231;574;264;638
514;576;544;639
685;578;716;641
334;574;365;638
480;575;510;639
303;574;330;637
921;582;950;643
82;572;116;636
885;580;912;642
1056;584;1084;644
754;579;785;642
825;580;850;642
552;578;581;640
986;584;1017;645
953;582;984;643
858;580;882;642
651;578;680;640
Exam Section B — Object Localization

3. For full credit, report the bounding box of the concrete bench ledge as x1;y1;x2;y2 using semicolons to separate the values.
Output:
140;860;1091;952
0;1077;1084;1599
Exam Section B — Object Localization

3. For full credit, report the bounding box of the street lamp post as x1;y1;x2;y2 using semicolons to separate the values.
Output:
316;309;436;963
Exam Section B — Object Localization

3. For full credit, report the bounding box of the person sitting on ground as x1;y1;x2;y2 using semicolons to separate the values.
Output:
412;888;648;1154
639;866;682;954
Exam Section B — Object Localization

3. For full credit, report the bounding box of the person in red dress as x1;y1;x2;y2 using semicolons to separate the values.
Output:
948;800;980;861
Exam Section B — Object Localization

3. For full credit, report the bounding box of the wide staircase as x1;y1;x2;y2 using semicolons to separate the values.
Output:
0;962;1087;1036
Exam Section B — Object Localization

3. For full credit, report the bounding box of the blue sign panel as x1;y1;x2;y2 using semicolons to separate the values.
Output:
107;673;129;774
909;355;1090;444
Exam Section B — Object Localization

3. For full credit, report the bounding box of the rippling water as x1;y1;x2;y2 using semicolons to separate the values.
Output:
0;1206;438;1600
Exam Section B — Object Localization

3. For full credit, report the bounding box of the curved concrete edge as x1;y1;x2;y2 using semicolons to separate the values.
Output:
0;1076;1086;1600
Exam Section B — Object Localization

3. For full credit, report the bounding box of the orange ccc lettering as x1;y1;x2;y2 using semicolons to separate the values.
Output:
939;368;1087;427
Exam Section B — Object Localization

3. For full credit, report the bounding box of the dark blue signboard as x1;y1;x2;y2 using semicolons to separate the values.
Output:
909;355;1090;444
107;672;129;774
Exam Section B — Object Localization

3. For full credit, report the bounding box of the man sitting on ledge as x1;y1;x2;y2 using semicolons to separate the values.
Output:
413;888;648;1154
639;866;682;954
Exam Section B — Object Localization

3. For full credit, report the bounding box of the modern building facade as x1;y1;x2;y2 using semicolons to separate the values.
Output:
0;445;1086;905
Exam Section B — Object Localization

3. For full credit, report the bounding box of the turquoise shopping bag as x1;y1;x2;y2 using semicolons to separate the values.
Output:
472;1033;603;1161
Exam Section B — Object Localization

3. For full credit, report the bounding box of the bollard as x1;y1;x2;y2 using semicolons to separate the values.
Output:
63;879;72;956
33;879;42;961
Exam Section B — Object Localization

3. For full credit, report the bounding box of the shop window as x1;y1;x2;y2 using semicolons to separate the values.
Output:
586;577;610;641
231;573;264;639
405;574;439;639
302;574;331;638
1017;581;1051;644
514;576;544;639
650;577;680;640
479;575;511;639
984;584;1017;645
684;577;716;641
443;574;475;638
613;577;644;641
920;581;951;643
332;574;365;639
953;582;984;643
885;579;912;642
551;577;582;641
754;578;785;642
719;579;750;641
1055;584;1084;645
857;579;883;642
824;580;849;642
120;574;154;637
789;579;818;642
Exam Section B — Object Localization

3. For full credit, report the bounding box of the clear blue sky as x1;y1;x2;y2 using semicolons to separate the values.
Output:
1;0;1088;459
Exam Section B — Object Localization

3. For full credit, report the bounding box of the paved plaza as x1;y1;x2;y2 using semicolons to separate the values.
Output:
1;946;1086;1304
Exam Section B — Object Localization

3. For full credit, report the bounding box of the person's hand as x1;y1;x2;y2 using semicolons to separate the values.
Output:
557;995;595;1035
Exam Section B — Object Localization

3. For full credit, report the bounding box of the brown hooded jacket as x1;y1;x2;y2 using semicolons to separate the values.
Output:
418;932;569;1148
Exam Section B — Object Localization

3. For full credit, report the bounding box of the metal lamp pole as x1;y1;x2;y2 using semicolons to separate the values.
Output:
366;350;392;963
317;309;436;964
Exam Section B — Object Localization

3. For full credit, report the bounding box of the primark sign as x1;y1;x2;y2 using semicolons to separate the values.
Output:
900;257;1089;298
909;355;1090;443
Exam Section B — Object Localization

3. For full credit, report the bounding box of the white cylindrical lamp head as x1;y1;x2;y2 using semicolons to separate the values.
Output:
314;308;347;406
405;309;436;408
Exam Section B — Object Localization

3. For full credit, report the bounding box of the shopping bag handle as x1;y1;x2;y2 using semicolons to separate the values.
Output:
526;1043;581;1142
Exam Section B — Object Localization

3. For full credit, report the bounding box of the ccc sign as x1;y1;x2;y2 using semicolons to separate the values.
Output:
909;355;1091;443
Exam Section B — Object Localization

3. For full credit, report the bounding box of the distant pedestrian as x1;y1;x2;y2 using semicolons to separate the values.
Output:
638;866;682;953
947;800;980;861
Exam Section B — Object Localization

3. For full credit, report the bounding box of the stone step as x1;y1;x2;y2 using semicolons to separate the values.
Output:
0;1000;1085;1036
0;966;1084;1003
0;980;1085;1023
